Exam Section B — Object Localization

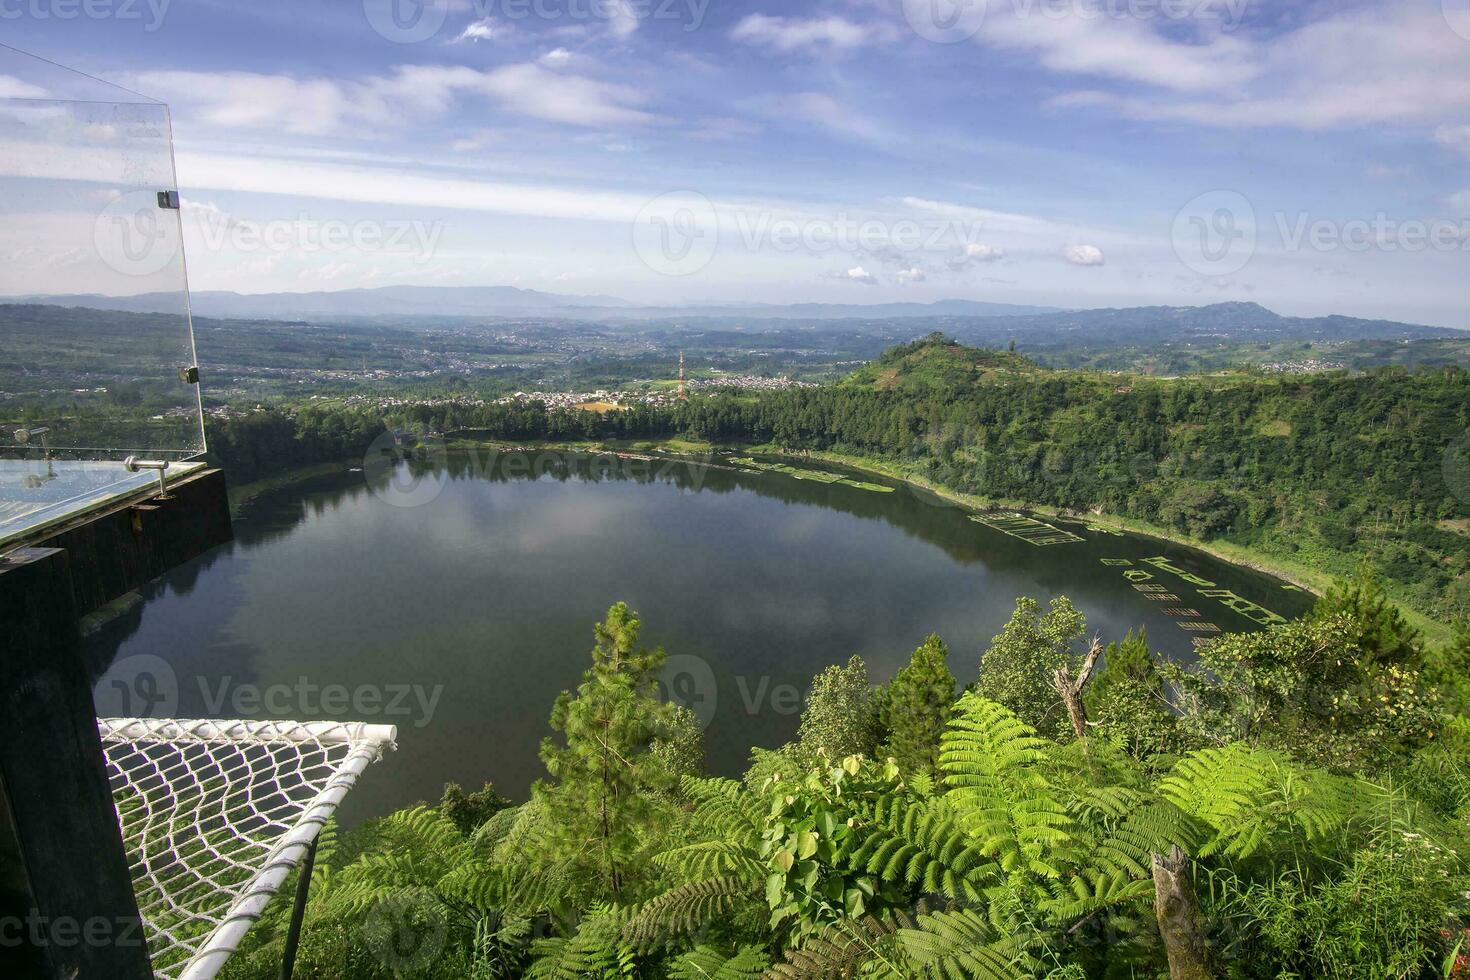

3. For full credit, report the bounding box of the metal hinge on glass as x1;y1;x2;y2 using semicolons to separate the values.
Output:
179;365;200;384
157;190;180;209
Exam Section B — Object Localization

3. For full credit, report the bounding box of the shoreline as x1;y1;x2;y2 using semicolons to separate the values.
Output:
226;437;1454;646
226;459;360;515
771;446;1451;645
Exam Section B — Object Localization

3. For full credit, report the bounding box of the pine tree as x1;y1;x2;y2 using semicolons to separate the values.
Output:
1310;572;1423;666
536;602;691;900
876;634;957;775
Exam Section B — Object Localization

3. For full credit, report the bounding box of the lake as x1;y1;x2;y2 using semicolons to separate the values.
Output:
87;448;1312;822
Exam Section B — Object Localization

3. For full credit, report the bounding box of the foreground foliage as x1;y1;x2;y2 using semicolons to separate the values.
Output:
221;584;1470;979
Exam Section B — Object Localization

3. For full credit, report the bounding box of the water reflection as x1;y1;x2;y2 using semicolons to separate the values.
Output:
87;451;1312;822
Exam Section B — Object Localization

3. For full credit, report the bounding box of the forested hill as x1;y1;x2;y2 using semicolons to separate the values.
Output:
840;335;1041;393
671;336;1470;626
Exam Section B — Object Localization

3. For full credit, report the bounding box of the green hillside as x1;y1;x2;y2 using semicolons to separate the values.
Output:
841;332;1043;393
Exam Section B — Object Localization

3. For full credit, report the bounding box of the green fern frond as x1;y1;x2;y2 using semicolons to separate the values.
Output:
896;909;1035;980
681;776;766;837
1159;745;1360;859
527;906;636;980
1088;802;1199;879
940;696;1053;788
622;874;756;947
849;796;999;902
940;697;1077;879
670;944;771;979
1040;869;1153;923
654;840;766;882
765;911;912;979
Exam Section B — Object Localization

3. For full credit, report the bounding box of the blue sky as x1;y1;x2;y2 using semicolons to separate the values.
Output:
3;0;1470;325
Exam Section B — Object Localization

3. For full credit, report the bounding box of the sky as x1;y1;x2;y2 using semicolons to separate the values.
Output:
2;0;1469;326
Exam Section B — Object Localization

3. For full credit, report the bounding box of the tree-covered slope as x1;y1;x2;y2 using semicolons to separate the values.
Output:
674;336;1470;625
840;333;1043;393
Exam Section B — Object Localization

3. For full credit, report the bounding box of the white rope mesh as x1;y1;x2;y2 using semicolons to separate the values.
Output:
98;718;397;980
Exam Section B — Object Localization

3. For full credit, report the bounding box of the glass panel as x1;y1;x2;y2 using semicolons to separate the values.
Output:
0;46;205;546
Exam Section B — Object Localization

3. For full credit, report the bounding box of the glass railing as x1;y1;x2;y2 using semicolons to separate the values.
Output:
0;45;205;547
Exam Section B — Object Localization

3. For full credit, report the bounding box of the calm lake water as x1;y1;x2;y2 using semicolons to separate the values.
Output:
87;450;1312;822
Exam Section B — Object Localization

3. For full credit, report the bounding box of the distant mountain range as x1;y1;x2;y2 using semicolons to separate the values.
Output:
2;287;1463;345
2;285;1059;321
3;285;635;319
938;302;1466;347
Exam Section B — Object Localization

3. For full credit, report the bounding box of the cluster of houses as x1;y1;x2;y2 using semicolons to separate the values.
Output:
493;375;817;412
1260;358;1346;373
494;389;697;410
688;375;818;392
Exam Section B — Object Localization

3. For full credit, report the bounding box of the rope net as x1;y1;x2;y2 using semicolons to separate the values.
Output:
98;718;397;980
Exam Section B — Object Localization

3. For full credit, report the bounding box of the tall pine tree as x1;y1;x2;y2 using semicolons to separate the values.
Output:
876;634;957;775
536;602;689;900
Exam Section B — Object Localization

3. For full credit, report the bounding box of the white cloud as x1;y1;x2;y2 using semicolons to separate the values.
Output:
901;196;1143;250
1061;244;1105;266
838;265;877;284
608;0;640;39
772;92;881;141
978;8;1256;94
127;64;657;134
1042;7;1470;132
168;149;658;224
0;75;48;99
450;130;502;152
731;15;885;52
691;116;763;141
963;243;1005;262
946;242;1006;271
465;63;656;126
454;17;504;43
902;196;1065;239
1436;124;1470;158
126;71;381;135
896;266;926;284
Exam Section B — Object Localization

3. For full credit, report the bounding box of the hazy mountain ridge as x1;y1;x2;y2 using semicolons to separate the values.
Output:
3;289;1461;347
2;286;1058;321
2;285;635;319
938;302;1464;348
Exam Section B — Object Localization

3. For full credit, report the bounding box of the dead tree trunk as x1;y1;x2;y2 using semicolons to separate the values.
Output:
1151;846;1212;980
1052;637;1104;745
